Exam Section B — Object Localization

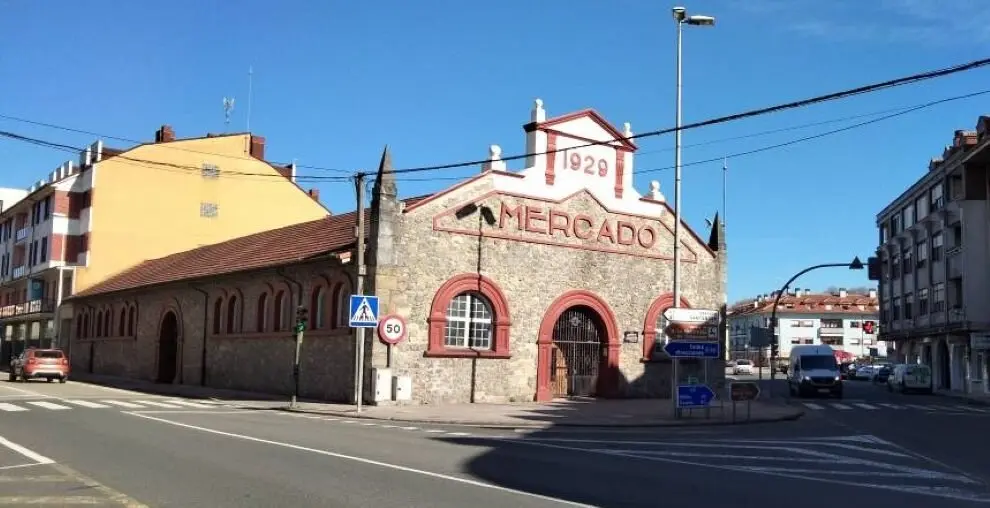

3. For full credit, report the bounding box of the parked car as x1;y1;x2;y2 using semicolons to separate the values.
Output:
8;348;69;383
887;364;933;394
733;359;754;375
839;362;857;379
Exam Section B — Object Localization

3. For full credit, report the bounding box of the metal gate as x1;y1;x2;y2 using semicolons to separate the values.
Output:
550;307;604;398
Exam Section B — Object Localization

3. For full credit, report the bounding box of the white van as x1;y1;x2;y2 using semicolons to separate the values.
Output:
788;345;843;398
886;364;933;394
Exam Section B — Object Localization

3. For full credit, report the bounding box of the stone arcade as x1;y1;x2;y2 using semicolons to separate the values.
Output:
67;100;726;404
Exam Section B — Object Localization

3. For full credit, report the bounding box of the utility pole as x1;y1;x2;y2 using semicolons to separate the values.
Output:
353;172;367;413
290;306;308;408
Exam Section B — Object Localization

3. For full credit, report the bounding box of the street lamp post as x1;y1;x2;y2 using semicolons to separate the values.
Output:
671;6;716;311
767;257;865;381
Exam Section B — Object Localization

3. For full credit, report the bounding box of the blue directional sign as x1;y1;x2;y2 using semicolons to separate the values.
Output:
349;295;380;328
677;384;715;408
663;341;720;358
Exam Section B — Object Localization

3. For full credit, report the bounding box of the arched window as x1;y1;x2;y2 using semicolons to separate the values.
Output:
127;305;136;336
309;286;325;330
333;282;350;328
273;291;286;331
95;312;103;338
256;293;269;332
105;309;113;336
75;315;83;339
444;292;493;349
226;295;240;333
118;307;126;336
642;294;691;361
212;298;223;335
82;313;90;339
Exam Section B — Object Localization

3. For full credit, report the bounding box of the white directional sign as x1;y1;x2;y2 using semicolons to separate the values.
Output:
663;308;720;324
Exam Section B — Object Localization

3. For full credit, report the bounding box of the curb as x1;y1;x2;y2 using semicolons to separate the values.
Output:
934;392;990;407
276;406;805;429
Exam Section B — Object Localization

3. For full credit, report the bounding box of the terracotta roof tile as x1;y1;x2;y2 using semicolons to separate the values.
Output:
729;293;879;317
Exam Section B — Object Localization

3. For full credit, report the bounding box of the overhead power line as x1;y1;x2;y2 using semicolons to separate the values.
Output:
380;55;990;176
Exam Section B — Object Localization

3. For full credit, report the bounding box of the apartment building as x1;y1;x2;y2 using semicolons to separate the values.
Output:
0;125;331;361
728;288;882;361
874;118;990;395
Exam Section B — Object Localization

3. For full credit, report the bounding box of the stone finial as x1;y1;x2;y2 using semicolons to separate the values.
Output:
483;144;507;172
532;98;546;123
623;122;633;138
648;180;665;201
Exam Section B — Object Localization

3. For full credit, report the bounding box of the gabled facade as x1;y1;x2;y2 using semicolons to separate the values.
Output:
67;100;726;405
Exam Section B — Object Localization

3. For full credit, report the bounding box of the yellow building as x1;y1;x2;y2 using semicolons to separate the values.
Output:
0;125;330;360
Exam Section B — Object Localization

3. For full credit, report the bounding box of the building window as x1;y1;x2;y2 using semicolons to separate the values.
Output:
891;214;901;235
902;247;912;274
890;253;900;279
933;283;946;312
309;286;325;329
932;232;944;261
916;240;928;269
931;183;944;212
118;307;126;336
273;291;287;332
96;312;104;338
256;293;269;332
212;298;223;334
919;288;929;315
127;305;136;336
915;195;929;220
444;293;493;349
881;258;889;280
903;204;915;228
200;202;219;218
201;163;220;179
821;319;843;329
226;295;240;333
892;296;901;320
39;237;47;263
333;282;350;328
904;292;913;320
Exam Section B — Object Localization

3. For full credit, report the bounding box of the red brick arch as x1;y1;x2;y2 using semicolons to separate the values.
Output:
425;273;511;359
535;289;620;402
642;293;692;361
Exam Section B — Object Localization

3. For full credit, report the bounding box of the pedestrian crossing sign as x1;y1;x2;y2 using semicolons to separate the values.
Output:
349;295;380;328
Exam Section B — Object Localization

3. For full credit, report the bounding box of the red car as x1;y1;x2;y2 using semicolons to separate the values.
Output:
8;348;69;383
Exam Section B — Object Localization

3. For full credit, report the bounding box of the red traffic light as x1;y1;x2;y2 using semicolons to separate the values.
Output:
862;321;875;334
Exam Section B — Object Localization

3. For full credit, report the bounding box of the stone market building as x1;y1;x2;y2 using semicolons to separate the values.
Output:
67;100;726;404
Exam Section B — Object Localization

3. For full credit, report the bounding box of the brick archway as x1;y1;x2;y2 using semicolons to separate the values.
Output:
535;289;620;401
642;293;692;361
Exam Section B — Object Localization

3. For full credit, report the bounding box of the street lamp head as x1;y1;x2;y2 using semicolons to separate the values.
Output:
685;15;716;26
849;256;865;270
672;6;687;22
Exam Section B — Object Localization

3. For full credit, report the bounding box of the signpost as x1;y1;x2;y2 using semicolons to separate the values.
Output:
676;384;715;408
663;307;721;419
728;381;761;422
377;314;407;368
349;294;379;413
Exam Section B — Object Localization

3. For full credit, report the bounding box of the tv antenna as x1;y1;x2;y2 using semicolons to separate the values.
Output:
246;65;254;132
222;97;235;131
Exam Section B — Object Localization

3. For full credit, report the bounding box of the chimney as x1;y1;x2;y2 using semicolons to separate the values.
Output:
839;288;847;298
793;287;800;297
482;145;507;172
869;289;877;299
307;188;320;202
523;98;548;172
249;135;266;160
155;125;175;143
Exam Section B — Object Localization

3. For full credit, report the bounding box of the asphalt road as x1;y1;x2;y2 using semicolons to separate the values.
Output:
2;376;989;507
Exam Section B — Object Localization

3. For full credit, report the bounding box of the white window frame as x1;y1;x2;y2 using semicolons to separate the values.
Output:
444;292;493;349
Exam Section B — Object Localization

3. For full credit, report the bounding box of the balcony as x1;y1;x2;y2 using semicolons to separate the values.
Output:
947;249;963;279
14;227;29;243
11;265;26;279
818;327;844;337
0;299;56;319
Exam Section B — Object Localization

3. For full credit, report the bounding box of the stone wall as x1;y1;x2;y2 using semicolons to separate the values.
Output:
68;260;359;402
369;174;724;404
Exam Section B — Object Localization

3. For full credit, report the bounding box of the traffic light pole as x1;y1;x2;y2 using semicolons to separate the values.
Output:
291;317;305;408
768;258;865;380
353;173;367;413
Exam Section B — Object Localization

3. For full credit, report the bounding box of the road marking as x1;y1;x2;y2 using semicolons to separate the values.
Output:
0;385;49;397
954;405;987;413
0;496;108;504
25;401;70;411
133;400;183;408
447;432;471;437
425;429;445;433
853;403;877;410
904;404;933;410
0;475;72;482
831;403;852;410
878;403;903;409
802;403;825;410
0;403;28;412
0;434;54;464
163;400;214;409
63;400;110;409
126;412;594;507
101;400;146;408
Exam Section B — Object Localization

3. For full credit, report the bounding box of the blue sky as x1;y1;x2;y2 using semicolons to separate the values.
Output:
2;0;989;302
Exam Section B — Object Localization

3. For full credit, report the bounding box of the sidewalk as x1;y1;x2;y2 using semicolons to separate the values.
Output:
935;389;990;407
63;371;804;428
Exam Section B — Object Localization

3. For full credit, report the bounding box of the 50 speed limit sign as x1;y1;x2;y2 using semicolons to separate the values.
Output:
377;314;408;345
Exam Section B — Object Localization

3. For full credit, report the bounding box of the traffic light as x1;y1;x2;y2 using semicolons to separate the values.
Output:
295;306;308;333
862;320;876;335
867;257;881;281
770;342;779;359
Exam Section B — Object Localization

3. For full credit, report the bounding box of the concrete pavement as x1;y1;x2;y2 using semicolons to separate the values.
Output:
3;376;990;506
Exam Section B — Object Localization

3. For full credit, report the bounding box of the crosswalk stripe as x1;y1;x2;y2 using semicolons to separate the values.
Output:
831;403;853;410
64;400;110;408
0;403;28;412
133;400;183;408
878;403;904;409
26;401;70;410
101;400;146;408
905;404;934;410
954;405;987;413
802;403;825;410
853;403;877;410
163;400;214;409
